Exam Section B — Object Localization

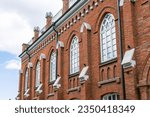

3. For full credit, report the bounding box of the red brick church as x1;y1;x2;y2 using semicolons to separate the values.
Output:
17;0;150;100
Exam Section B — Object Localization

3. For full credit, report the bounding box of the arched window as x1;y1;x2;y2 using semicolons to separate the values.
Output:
102;93;119;100
50;52;56;82
70;36;79;74
35;61;40;87
100;14;117;62
25;68;28;91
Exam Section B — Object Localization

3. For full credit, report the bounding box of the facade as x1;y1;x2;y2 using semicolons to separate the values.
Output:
17;0;150;100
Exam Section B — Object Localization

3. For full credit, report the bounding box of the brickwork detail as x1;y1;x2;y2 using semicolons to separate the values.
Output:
18;0;150;100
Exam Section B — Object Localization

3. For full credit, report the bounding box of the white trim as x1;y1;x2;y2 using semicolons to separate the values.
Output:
56;41;64;49
28;62;33;68
79;66;89;82
80;22;92;33
24;89;30;97
119;0;124;6
90;6;93;10
121;48;136;68
95;2;98;6
53;77;61;89
36;83;43;95
40;53;46;60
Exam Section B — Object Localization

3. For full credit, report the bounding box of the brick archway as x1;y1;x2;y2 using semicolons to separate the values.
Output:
142;56;150;82
146;58;150;99
148;67;150;99
138;56;150;99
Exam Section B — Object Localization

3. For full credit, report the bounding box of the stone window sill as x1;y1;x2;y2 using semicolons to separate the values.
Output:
47;93;55;97
100;58;117;67
69;72;79;78
67;86;81;94
33;97;38;100
98;77;120;88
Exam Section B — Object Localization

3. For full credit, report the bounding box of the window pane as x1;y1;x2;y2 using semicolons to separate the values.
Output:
112;38;116;45
113;51;117;57
112;94;116;100
108;96;112;100
112;27;115;33
113;45;116;51
107;41;111;47
106;30;111;36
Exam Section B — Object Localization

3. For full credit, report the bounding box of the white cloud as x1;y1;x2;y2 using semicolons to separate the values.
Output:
0;11;33;56
0;0;63;100
0;0;62;56
5;59;21;70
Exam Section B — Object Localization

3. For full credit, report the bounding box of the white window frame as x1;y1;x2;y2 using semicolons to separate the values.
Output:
102;93;119;100
70;36;79;74
25;68;28;91
50;52;56;82
35;61;40;87
100;13;117;62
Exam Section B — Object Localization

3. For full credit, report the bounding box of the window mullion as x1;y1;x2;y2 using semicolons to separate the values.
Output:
106;28;109;61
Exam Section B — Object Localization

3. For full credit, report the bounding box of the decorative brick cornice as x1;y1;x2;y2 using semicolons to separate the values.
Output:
21;0;104;62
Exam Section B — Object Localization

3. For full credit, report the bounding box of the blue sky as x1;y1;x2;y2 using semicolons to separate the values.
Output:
0;0;62;100
0;52;19;100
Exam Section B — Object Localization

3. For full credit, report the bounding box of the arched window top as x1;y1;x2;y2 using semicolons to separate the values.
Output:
101;14;115;30
70;36;79;74
70;36;79;49
36;61;40;87
102;93;119;100
25;68;28;91
50;52;56;82
100;13;117;62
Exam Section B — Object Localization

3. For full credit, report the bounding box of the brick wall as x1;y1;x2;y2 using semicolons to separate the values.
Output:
18;0;150;100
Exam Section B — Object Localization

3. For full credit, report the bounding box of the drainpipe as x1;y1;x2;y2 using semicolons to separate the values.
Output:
52;23;59;80
26;50;31;62
117;0;126;100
